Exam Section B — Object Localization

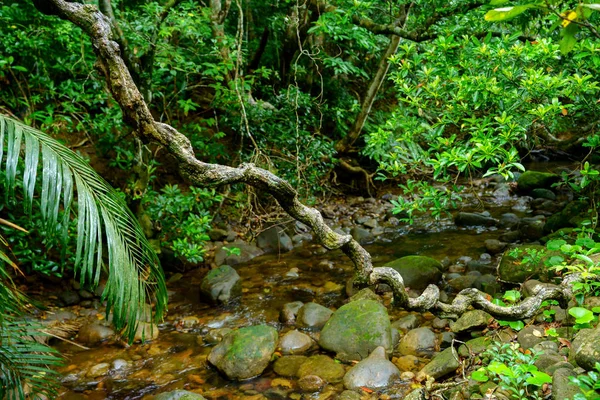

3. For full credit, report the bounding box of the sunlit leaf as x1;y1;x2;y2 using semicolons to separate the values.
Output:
485;5;536;21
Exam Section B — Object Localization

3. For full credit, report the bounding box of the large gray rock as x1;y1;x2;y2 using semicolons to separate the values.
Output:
343;346;400;390
417;347;461;380
382;256;443;290
280;301;304;325
214;243;263;266
454;212;497;227
572;327;600;370
450;310;493;333
517;171;559;192
498;245;557;284
296;303;333;331
279;330;313;355
398;327;437;357
154;391;206;400
319;299;393;361
257;226;293;253
208;325;278;380
200;265;242;304
551;368;582;400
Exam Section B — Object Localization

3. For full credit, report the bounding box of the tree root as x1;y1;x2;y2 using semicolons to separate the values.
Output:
42;0;585;322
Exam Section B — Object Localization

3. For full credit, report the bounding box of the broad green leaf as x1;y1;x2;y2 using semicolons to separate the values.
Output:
503;290;521;303
485;5;536;21
569;307;595;324
487;361;513;376
472;368;489;382
527;370;552;385
560;23;579;54
547;239;567;250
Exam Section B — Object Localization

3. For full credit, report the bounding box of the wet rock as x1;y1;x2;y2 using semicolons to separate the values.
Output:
200;265;242;305
392;314;421;331
535;353;566;373
343;346;400;390
208;325;278;380
398;327;437;357
208;228;228;241
297;355;345;383
552;368;582;400
59;291;80;306
87;362;110;378
298;375;326;392
499;230;522;243
134;322;159;343
111;359;130;371
257;226;293;253
450;310;492;333
214;242;263;266
205;328;233;345
280;301;304;325
440;331;456;349
273;355;308;377
499;213;520;229
348;288;381;303
432;318;449;330
572;327;600;370
517;325;546;350
279;330;313;355
296;303;333;331
350;226;374;244
454;212;497;227
405;388;427;400
517;170;559;192
544;200;589;233
520;217;546;240
498;245;557;283
417;347;460;380
484;239;507;254
154;390;207;400
458;337;491;357
474;274;500;296
77;323;115;345
45;310;77;322
394;355;422;372
319;299;393;361
382;256;443;290
531;188;556;200
339;390;362;400
448;275;478;292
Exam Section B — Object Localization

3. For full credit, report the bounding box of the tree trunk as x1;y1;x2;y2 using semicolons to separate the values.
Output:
335;34;401;154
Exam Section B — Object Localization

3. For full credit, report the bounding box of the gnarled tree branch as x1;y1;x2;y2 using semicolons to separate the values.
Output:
37;0;583;323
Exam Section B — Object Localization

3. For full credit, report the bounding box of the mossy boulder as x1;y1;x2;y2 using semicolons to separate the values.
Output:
497;245;558;284
417;347;461;380
517;171;559;192
319;299;392;361
382;256;442;290
296;355;346;383
208;325;278;380
544;201;589;234
200;265;242;304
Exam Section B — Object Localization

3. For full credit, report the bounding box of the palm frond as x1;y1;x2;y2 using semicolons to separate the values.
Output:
0;316;62;400
0;115;167;341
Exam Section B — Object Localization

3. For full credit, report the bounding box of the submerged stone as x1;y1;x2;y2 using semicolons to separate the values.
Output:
295;302;333;331
319;299;392;361
154;390;206;400
208;325;278;380
297;354;345;383
382;256;442;290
